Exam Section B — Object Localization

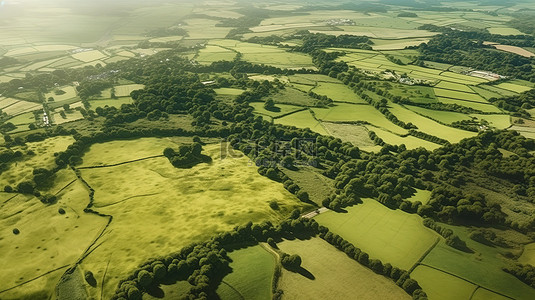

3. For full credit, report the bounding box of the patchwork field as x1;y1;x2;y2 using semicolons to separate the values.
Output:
315;198;438;270
274;110;328;135
421;224;535;300
197;45;237;64
367;126;441;151
211;40;315;69
78;141;308;298
277;238;410;300
88;97;134;109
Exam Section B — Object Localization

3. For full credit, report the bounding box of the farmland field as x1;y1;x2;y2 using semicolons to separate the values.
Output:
3;1;535;299
315;198;439;270
217;245;275;300
274;110;328;135
277;238;410;300
421;224;535;300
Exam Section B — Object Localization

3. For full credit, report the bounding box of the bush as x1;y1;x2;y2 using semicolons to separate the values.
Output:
13;228;20;235
269;200;279;210
296;190;309;202
137;270;153;289
58;208;66;215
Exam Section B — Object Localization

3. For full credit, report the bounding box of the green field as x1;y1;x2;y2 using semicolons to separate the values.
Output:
271;88;318;106
315;198;439;270
88;97;134;109
312;103;408;135
322;122;376;149
211;39;314;69
388;103;476;143
277;238;410;300
407;105;471;124
0;175;107;299
437;97;503;113
411;265;477;300
78;141;308;298
197;45;237;64
519;243;535;266
250;102;305;119
421;224;535;300
217;245;275;300
214;88;246;96
495;82;532;93
406;189;432;205
311;82;368;104
367;126;441;151
274;110;328;135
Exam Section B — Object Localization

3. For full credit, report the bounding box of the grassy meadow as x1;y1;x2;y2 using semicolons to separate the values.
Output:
78;140;309;298
315;198;438;270
277;238;410;300
217;245;275;300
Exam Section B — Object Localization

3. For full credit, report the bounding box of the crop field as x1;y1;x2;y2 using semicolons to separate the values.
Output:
277;238;410;300
477;84;519;97
197;45;237;64
315;198;438;270
217;245;275;300
274;110;328;135
388;103;477;143
421;224;535;300
312;103;408;135
0;136;75;188
78;141;307;298
311;82;368;104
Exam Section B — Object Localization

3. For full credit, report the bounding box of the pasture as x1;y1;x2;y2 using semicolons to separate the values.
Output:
519;243;535;266
388;103;477;143
274;110;328;135
311;82;368;104
197;45;237;64
322;122;376;149
407;105;471;124
421;224;535;300
366;126;441;151
217;245;275;300
0;177;107;300
0;136;75;188
411;265;477;300
437;97;503;113
88;97;134;109
250;102;305;119
78;141;308;298
312;103;408;135
315;198;438;270
277;238;410;300
210;40;314;69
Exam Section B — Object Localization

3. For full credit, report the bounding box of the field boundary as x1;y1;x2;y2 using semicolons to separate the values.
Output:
77;155;164;169
0;264;70;294
408;236;440;274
